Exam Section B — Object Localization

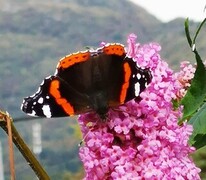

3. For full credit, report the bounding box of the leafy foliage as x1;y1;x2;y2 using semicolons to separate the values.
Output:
179;18;206;149
181;19;206;121
189;103;206;148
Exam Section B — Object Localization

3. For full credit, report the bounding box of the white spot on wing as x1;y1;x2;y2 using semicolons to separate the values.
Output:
135;82;140;97
38;97;44;104
46;96;50;99
136;73;141;80
42;105;52;118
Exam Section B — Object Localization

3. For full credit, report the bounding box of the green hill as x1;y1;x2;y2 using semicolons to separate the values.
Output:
0;0;206;179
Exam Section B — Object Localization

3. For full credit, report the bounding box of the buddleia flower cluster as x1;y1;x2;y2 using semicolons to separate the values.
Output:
78;34;201;180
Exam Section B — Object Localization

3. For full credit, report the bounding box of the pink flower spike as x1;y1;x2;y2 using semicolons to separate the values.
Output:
126;33;138;58
78;33;201;180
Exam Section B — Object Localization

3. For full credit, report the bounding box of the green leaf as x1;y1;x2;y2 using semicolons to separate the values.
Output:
184;18;192;47
191;134;206;150
179;18;206;123
180;53;206;120
193;18;206;45
188;103;206;149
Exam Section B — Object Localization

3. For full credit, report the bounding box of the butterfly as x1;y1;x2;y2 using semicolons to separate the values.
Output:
21;43;152;119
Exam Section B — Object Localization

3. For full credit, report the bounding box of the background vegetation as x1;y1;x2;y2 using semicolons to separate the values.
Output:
0;0;206;179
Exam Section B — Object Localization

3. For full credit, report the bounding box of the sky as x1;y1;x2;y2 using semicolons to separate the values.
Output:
129;0;206;22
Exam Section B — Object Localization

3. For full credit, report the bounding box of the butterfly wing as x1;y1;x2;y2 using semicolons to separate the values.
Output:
121;58;152;102
90;44;152;108
21;75;93;118
99;56;152;108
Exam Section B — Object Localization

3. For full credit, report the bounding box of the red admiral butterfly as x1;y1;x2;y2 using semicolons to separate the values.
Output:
21;43;152;119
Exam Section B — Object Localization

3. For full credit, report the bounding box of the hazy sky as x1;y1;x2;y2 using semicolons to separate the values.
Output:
129;0;206;22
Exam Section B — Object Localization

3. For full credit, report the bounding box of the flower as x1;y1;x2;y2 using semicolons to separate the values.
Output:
175;61;196;99
78;34;201;179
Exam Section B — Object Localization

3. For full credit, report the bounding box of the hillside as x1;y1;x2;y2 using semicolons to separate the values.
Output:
0;0;163;117
0;0;206;179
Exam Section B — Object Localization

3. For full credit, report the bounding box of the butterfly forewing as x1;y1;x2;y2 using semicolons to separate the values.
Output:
123;57;152;102
21;76;93;118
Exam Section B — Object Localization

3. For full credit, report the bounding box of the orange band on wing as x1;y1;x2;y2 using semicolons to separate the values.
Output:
103;44;125;56
57;51;90;69
120;62;131;103
50;80;74;115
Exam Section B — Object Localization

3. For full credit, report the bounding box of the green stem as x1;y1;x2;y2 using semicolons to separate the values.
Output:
0;111;50;180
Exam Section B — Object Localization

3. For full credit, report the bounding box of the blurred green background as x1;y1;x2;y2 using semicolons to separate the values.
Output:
0;0;206;179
